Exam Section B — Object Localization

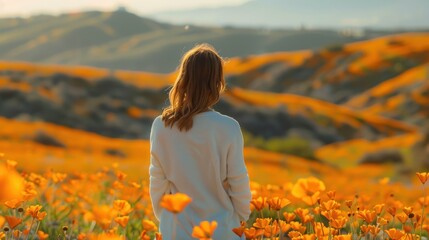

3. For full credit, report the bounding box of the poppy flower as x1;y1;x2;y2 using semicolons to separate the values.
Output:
232;221;246;237
330;216;347;229
263;222;280;238
356;210;376;224
36;211;47;221
267;197;291;211
159;193;192;214
416;172;429;184
37;231;49;240
4;199;23;209
113;200;132;216
321;200;340;211
253;218;272;229
114;216;129;228
25;205;43;218
373;204;385;215
142;219;157;232
244;228;263;239
0;165;24;202
5;216;22;229
333;235;352;240
283;212;296;222
250;196;267;211
385;228;405;240
291;177;326;205
192;221;217;240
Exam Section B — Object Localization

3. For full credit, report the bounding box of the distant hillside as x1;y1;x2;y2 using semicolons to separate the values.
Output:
0;60;415;148
345;63;429;126
226;33;429;103
0;10;402;73
1;32;428;157
151;0;429;29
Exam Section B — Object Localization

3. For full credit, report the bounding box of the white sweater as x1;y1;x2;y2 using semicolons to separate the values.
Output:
149;110;252;240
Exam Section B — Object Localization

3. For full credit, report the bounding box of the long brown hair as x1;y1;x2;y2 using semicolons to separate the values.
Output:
161;43;226;131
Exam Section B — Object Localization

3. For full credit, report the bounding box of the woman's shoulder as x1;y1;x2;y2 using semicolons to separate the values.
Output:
150;115;165;132
205;111;241;133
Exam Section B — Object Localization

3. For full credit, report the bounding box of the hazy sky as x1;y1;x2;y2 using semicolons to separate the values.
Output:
0;0;248;17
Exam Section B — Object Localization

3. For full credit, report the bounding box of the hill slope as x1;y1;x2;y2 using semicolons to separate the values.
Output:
345;63;429;126
0;60;416;147
226;33;429;104
0;10;398;73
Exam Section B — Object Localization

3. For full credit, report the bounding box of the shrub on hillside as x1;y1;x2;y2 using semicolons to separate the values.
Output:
243;130;317;160
358;149;403;164
325;44;344;52
33;130;66;148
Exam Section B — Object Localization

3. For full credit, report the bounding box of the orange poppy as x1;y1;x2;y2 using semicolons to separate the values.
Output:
250;196;267;211
368;225;381;236
373;204;385;215
396;213;408;224
267;197;291;211
36;211;47;221
320;200;340;211
37;231;49;240
4;199;23;209
140;230;151;240
192;221;217;240
283;212;296;222
244;227;263;239
232;221;246;237
416;172;429;184
113;200;132;216
142;219;157;232
291;177;326;203
26;205;43;218
155;232;162;240
385;228;405;240
253;218;272;229
0;165;24;202
263;222;280;238
114;216;129;228
330;216;347;229
326;190;336;200
356;210;376;224
333;234;352;240
159;193;192;214
5;216;22;229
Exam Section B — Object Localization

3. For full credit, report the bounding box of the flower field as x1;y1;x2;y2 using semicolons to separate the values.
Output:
0;152;428;240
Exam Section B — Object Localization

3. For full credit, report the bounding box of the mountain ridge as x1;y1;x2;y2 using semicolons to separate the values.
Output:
0;10;412;73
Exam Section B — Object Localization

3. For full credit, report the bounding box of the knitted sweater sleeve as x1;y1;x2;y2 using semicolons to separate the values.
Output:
226;122;252;221
149;118;171;220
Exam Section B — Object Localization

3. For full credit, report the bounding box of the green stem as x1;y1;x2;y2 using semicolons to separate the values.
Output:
277;211;283;240
421;187;426;240
25;218;35;240
31;221;41;240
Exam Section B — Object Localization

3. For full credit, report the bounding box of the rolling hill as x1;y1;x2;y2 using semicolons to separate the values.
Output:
0;10;406;73
1;30;428;173
226;33;429;103
0;58;417;148
345;63;429;126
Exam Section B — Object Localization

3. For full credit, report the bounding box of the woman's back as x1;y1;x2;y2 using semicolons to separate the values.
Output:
149;110;251;239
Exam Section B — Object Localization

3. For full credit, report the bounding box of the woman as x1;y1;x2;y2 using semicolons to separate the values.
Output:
149;44;252;239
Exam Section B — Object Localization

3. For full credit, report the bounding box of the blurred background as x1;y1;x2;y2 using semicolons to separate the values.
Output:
0;0;428;186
